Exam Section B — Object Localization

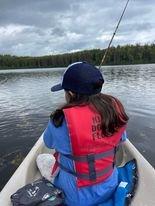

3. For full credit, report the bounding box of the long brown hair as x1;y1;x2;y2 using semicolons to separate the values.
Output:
51;92;129;136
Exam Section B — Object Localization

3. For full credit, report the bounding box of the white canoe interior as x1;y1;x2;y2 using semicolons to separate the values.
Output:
0;135;155;206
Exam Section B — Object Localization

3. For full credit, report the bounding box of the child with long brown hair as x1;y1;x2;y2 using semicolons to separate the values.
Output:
44;62;128;206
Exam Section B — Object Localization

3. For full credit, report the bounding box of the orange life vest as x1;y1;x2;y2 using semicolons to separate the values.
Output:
55;105;125;188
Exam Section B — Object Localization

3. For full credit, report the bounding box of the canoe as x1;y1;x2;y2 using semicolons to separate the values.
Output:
0;135;155;206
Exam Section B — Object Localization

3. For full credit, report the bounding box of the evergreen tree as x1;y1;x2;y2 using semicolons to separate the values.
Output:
0;44;155;69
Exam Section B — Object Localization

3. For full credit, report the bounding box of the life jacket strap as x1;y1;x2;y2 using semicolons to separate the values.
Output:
62;148;115;162
57;148;118;181
56;160;113;180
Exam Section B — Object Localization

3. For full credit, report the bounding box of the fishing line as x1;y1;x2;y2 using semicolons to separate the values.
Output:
99;0;130;69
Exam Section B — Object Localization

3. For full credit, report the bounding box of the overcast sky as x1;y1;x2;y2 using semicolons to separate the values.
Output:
0;0;155;56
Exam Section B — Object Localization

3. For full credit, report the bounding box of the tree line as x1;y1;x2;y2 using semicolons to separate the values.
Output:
0;44;155;69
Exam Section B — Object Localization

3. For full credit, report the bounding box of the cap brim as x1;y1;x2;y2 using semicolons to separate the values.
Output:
51;83;63;92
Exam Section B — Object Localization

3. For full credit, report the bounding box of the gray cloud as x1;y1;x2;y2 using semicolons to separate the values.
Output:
0;0;155;56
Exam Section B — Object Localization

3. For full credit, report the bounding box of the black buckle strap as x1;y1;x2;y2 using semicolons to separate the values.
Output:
87;154;96;181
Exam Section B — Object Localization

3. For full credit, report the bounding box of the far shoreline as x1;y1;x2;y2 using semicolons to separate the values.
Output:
1;44;155;70
0;63;155;73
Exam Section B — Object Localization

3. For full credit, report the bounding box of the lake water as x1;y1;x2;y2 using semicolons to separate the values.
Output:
0;64;155;190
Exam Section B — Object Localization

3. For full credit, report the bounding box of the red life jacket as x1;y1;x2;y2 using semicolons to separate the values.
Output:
55;105;125;188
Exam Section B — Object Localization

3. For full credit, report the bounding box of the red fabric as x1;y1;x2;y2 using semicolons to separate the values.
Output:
51;152;59;176
63;105;125;187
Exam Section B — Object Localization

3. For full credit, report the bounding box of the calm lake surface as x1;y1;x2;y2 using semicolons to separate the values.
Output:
0;64;155;190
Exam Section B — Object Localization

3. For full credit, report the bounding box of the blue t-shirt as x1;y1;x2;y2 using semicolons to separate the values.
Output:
43;119;127;206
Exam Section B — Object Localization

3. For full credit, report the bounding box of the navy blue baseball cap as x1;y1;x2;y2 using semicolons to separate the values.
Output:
51;62;104;95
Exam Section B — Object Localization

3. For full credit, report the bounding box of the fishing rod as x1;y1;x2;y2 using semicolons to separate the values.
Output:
99;0;130;69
